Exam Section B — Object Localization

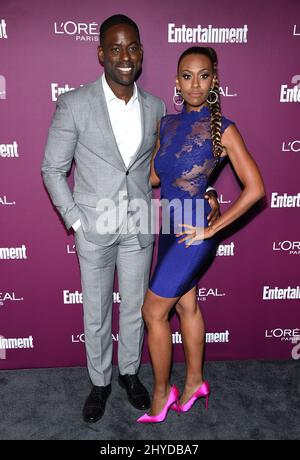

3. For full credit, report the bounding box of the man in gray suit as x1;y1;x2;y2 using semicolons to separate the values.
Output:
42;15;219;423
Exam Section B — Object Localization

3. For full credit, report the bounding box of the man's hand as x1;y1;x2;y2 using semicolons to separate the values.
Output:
205;191;220;226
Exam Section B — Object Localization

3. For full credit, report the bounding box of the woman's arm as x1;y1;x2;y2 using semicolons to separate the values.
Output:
150;122;161;187
177;124;265;246
209;124;265;235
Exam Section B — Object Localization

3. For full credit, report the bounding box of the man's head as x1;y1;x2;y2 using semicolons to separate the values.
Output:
99;14;140;45
98;15;143;88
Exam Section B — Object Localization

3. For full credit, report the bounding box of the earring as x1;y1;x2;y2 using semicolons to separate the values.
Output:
173;89;184;106
207;89;218;105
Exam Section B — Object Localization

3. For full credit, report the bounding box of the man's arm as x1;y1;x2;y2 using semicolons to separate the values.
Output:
41;94;81;230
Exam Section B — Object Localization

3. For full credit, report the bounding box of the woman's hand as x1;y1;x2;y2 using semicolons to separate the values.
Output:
205;191;220;226
176;223;216;247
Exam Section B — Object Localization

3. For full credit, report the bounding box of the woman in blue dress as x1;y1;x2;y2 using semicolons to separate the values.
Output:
137;47;265;423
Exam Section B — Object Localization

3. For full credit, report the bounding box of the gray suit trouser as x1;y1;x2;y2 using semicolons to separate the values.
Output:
75;226;153;386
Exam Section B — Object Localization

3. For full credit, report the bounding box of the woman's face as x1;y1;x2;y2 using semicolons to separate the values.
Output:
176;53;215;112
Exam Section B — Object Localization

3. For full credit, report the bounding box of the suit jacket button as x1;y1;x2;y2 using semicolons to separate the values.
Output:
126;171;129;175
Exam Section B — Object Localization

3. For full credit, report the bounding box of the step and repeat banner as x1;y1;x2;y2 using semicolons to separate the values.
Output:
1;0;299;370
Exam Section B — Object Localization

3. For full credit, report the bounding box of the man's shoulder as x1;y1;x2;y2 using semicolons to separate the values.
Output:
137;87;165;107
57;77;101;106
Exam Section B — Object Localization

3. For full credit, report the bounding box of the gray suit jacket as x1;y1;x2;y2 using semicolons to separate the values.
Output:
42;75;165;247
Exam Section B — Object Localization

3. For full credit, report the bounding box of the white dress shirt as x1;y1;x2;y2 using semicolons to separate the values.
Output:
101;73;142;167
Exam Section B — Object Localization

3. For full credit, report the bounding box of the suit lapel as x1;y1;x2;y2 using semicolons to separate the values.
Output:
127;87;151;168
87;76;126;171
87;77;151;171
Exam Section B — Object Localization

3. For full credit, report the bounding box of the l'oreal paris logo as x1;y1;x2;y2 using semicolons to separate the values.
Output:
282;141;300;152
54;21;99;41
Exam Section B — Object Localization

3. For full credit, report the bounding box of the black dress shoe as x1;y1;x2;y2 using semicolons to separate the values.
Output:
82;384;111;423
118;374;150;410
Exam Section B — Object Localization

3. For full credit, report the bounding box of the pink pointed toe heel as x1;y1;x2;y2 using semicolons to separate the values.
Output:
137;385;180;423
171;381;210;413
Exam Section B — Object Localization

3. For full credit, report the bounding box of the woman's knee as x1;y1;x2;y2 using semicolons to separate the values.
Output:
142;301;169;325
175;302;184;316
175;300;198;316
141;302;151;322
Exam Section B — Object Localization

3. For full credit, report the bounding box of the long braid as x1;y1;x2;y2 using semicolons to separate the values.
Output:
204;48;223;158
209;68;224;158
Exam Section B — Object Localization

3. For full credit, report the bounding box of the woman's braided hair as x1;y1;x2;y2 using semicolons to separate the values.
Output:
178;46;224;158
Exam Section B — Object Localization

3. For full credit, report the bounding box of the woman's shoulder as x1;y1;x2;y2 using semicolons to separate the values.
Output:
161;113;180;122
221;114;235;134
159;113;180;130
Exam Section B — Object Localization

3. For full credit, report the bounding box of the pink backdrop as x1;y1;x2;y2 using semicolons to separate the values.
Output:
1;0;300;370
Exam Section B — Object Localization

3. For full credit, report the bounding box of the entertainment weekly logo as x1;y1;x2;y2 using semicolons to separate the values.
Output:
0;335;34;360
0;142;19;158
216;242;235;256
168;23;248;43
71;330;230;344
0;195;16;206
0;245;27;260
0;291;24;307
272;240;300;255
63;290;121;304
280;75;300;102
51;83;84;102
0;19;7;39
263;285;300;300
270;192;300;208
53;20;99;42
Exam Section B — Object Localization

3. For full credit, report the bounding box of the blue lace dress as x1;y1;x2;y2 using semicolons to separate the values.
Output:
149;105;235;298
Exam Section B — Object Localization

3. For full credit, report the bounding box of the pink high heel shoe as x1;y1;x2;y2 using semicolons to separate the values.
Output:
171;381;210;413
137;385;180;423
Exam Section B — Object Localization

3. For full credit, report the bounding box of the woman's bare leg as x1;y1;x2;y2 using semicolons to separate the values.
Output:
142;289;179;415
175;287;205;404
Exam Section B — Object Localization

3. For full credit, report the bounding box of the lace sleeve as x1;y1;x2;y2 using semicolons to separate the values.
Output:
221;116;235;135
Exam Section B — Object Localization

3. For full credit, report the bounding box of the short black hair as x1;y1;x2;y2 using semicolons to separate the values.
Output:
99;14;140;45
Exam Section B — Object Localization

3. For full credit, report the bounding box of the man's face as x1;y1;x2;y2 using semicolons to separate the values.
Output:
98;24;143;87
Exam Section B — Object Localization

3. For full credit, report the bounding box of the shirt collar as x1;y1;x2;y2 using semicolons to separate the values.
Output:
101;73;138;105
